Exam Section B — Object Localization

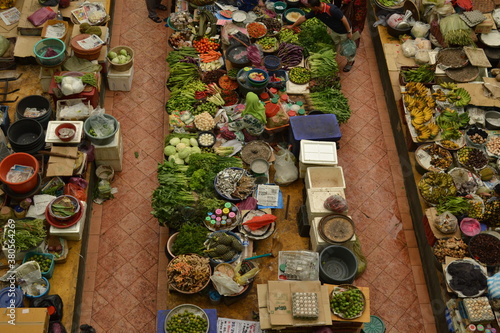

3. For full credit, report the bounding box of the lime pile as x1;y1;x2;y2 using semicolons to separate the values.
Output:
30;254;52;273
166;310;208;333
330;287;364;319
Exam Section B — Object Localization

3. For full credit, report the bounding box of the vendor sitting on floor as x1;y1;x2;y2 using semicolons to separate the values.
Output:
284;0;355;72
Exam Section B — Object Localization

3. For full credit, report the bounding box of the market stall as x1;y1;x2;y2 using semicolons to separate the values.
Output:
369;0;500;331
155;0;381;332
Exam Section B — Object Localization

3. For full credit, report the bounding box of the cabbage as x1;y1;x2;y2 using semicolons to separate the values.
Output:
164;145;176;156
191;147;201;154
119;49;128;56
111;57;120;64
176;143;187;151
169;137;181;146
117;55;127;64
190;138;198;147
178;147;192;159
107;51;118;59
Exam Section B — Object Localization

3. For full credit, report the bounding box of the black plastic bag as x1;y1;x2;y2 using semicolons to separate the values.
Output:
30;294;64;321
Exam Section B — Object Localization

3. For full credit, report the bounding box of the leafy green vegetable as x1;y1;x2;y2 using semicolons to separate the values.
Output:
436;196;470;215
2;219;46;252
171;223;209;256
307;87;352;123
298;18;334;56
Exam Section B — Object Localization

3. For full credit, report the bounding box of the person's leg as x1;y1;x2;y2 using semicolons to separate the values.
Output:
157;0;168;11
332;30;356;72
146;0;161;22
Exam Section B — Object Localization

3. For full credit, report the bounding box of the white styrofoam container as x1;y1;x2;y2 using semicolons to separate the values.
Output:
95;137;124;172
94;128;122;161
299;140;338;165
49;202;87;241
306;188;346;221
107;66;134;91
305;166;346;190
310;216;356;252
45;120;84;144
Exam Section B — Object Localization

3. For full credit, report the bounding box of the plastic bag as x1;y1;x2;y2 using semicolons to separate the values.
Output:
60;76;85;96
324;195;349;213
274;147;298;186
58;101;92;119
412;21;431;38
48;321;67;333
340;38;356;58
415;49;430;64
89;114;115;137
31;294;64;321
210;271;243;296
489;273;500;299
414;38;432;50
435;211;458;234
64;183;87;202
402;39;417;58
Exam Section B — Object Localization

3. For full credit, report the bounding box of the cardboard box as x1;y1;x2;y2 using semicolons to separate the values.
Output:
17;0;58;36
0;307;49;332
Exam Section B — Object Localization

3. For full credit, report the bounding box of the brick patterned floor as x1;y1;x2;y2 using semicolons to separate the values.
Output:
78;1;437;331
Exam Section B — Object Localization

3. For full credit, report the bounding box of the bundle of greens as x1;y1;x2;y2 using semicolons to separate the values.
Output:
308;48;339;79
298;18;334;56
166;47;198;66
166;63;200;90
436;196;470;215
439;14;474;46
171;223;209;256
306;87;352;123
165;80;206;114
2;219;46;252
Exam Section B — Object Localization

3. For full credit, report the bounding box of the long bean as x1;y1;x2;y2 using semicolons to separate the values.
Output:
307;87;352;123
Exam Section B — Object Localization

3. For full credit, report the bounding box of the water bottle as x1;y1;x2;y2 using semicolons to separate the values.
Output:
56;11;63;21
240;235;251;260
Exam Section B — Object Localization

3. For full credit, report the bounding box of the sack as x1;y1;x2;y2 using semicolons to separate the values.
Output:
340;38;356;58
402;39;417;58
274;147;298;186
30;294;64;321
411;21;431;38
435;211;458;234
28;7;57;26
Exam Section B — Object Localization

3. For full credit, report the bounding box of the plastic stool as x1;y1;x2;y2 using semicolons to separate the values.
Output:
362;315;386;333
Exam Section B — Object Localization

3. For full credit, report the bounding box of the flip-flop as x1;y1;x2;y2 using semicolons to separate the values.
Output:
149;16;162;23
157;4;168;10
343;61;355;72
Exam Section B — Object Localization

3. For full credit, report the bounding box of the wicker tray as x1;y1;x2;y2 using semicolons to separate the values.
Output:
445;64;480;82
240;140;272;165
464;46;492;67
318;214;355;244
472;0;495;13
437;48;469;69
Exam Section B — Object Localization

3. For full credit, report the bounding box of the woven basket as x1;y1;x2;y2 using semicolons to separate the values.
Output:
445;64;480;83
107;45;134;72
472;0;495;13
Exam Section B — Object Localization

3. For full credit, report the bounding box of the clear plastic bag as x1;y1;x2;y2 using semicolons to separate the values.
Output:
435;211;458;234
340;38;356;58
402;39;417;58
274;147;298;186
89;114;115;137
412;22;431;38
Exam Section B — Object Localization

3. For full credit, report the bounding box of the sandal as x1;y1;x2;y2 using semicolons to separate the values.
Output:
343;61;355;72
149;16;162;23
157;4;168;10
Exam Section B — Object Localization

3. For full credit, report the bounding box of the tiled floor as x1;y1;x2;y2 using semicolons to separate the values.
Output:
79;1;437;332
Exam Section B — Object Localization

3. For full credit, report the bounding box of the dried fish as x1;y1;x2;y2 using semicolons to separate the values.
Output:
216;168;255;200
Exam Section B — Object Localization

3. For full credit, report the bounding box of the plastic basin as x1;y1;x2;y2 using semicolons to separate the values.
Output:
84;114;119;146
23;277;50;299
0;152;39;193
22;252;56;279
33;38;66;66
16;95;52;129
7;118;45;154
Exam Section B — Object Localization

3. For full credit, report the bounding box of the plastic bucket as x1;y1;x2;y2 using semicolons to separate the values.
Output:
319;245;358;284
485;111;500;130
24;277;50;299
83;114;119;146
71;34;103;61
0;152;39;193
16;95;52;129
33;38;66;67
282;8;305;25
274;1;287;13
7;119;45;154
362;315;386;333
107;45;134;72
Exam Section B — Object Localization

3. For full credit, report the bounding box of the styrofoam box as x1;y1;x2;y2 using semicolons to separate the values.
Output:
45;120;84;144
107;66;134;91
310;216;355;252
299;140;338;165
49;202;87;241
95;138;124;172
305;166;346;190
306;187;346;221
94;127;122;161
